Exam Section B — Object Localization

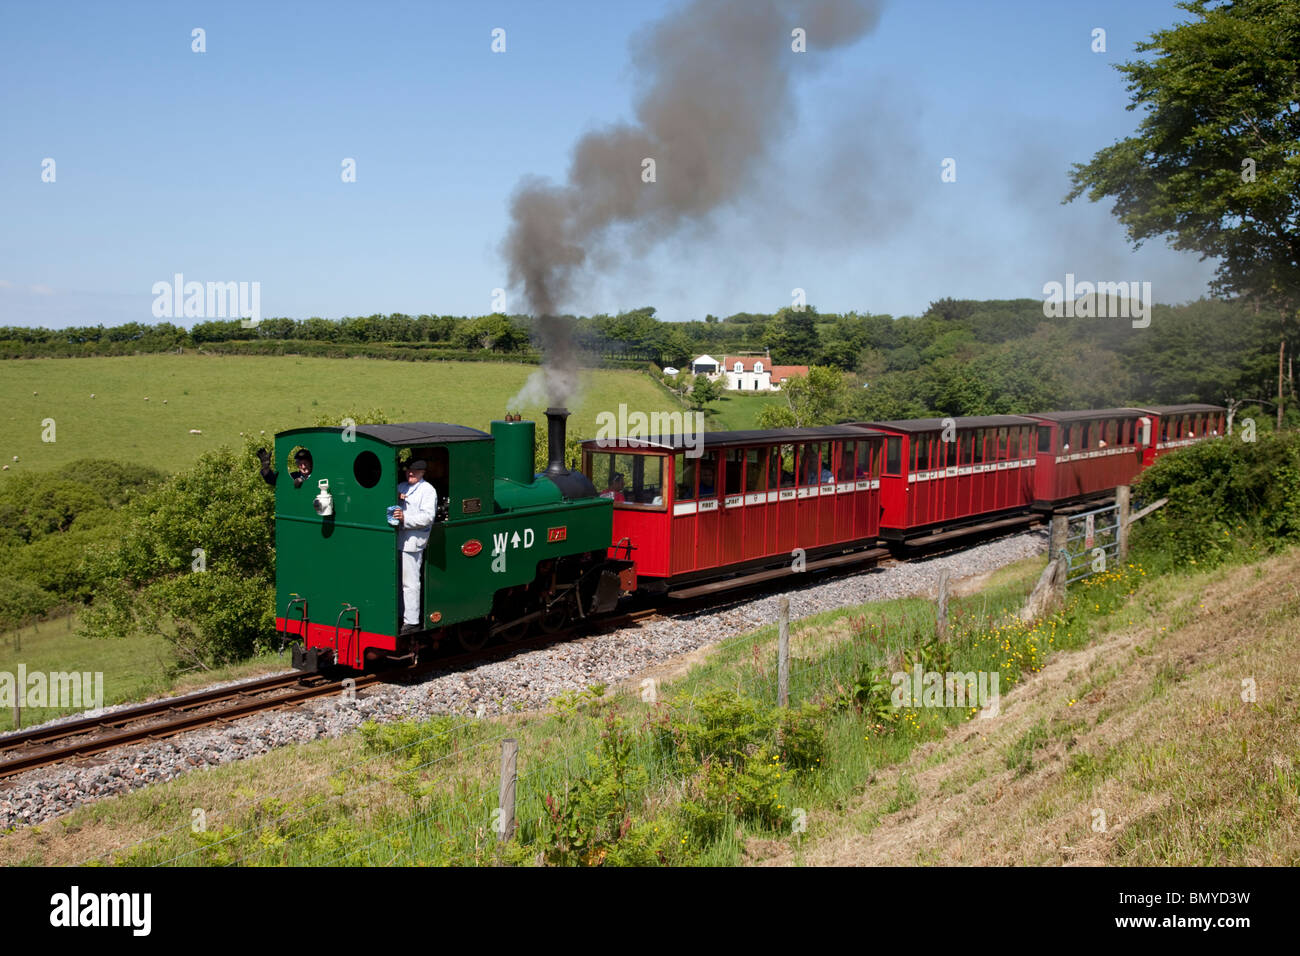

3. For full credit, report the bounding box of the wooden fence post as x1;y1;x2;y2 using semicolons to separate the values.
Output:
936;568;951;643
1116;485;1131;561
777;597;790;709
498;738;517;844
1050;514;1068;562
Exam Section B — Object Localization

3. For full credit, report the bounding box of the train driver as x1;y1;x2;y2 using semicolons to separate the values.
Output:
393;459;439;636
256;447;313;488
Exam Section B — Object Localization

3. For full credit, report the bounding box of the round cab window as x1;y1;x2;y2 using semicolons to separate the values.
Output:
353;450;382;488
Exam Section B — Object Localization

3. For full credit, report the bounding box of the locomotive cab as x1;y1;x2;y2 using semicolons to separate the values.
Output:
274;413;630;670
273;423;495;669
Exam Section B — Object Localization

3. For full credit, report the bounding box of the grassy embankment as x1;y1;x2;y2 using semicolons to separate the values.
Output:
8;538;1293;867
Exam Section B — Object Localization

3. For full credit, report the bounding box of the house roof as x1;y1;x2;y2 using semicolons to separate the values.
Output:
720;356;809;379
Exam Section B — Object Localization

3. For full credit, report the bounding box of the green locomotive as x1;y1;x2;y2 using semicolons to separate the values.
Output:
272;409;634;670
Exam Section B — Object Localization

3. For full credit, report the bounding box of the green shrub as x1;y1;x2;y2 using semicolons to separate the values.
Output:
674;689;777;766
1133;433;1300;566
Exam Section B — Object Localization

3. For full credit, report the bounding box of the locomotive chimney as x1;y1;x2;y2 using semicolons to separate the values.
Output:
545;406;569;476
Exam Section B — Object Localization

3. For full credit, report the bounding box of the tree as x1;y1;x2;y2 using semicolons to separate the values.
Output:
757;366;846;428
1066;0;1300;424
766;307;821;365
687;374;723;410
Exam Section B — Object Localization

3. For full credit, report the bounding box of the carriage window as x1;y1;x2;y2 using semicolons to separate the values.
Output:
910;438;920;471
745;448;767;492
697;454;719;497
958;432;971;464
838;441;856;480
915;435;931;471
724;449;745;495
797;444;820;486
972;430;986;464
858;441;875;478
674;453;697;501
585;452;664;507
884;437;901;475
1107;420;1118;445
778;445;796;487
817;443;833;482
997;427;1009;460
1037;425;1051;454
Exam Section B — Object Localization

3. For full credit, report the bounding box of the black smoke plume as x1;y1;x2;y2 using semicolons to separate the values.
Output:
505;0;883;407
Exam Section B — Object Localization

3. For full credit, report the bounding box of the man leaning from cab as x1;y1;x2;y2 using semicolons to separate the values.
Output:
393;458;438;635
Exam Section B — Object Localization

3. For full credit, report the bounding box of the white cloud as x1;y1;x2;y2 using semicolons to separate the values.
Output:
29;284;54;295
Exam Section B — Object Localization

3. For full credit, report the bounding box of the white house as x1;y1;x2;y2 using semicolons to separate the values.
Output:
687;353;808;391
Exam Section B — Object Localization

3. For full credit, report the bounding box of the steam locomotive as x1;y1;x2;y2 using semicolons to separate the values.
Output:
271;403;1224;671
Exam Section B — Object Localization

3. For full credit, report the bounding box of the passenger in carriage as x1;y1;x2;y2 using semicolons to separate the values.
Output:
698;461;716;497
601;472;626;502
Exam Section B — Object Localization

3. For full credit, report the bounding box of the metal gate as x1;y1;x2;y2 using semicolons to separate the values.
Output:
1051;502;1121;587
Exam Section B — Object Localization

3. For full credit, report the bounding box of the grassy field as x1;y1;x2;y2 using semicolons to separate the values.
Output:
705;390;787;431
0;354;686;478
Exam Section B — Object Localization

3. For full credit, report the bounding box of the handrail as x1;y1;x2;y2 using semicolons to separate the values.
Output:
334;604;360;668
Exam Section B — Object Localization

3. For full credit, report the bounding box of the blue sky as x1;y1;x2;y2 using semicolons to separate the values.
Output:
0;0;1218;328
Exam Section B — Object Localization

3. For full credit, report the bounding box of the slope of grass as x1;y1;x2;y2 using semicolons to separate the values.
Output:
757;550;1300;866
704;390;787;431
0;354;685;478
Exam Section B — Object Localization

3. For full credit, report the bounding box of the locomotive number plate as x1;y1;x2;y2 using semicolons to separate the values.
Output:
547;526;567;542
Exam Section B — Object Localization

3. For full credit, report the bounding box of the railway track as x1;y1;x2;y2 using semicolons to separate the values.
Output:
0;517;1044;781
0;607;666;781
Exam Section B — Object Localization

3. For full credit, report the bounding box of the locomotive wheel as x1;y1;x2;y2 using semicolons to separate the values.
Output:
456;623;491;653
497;617;531;643
538;597;572;635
